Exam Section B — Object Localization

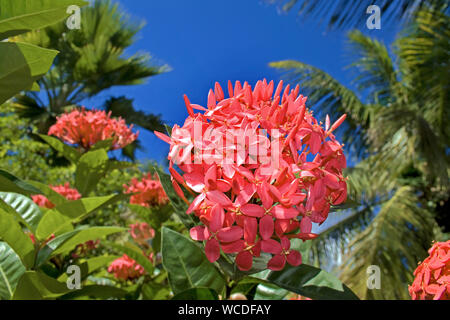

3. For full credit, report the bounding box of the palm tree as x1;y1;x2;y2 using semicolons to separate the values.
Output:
270;7;449;299
12;0;168;159
268;0;448;29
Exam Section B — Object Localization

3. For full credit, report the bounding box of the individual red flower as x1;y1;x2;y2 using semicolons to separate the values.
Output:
123;173;169;207
155;79;347;271
32;182;81;209
129;222;155;245
409;240;450;300
107;254;146;281
48;108;138;150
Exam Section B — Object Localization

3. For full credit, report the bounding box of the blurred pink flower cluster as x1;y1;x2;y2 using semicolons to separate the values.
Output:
124;173;168;207
32;182;81;209
129;222;155;245
107;254;146;281
48;108;138;150
409;240;450;300
155;79;347;271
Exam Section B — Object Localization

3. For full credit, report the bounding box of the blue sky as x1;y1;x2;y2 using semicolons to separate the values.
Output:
86;0;400;164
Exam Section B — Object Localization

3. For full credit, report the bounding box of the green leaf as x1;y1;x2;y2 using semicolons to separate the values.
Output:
0;192;43;233
0;42;58;105
37;134;81;163
172;287;219;300
254;283;288;300
52;227;124;256
106;242;154;276
254;264;359;300
161;227;226;295
0;207;35;268
0;0;88;39
12;271;70;300
153;166;195;229
35;194;122;240
36;227;124;266
75;149;109;196
0;242;26;300
141;281;171;300
0;169;42;196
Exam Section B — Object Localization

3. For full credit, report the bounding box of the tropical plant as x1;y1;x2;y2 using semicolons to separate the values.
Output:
270;6;449;299
268;0;448;29
0;0;88;105
11;0;168;159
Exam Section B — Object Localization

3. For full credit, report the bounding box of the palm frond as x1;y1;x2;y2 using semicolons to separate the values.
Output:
268;0;448;30
339;186;437;299
102;96;165;132
347;30;399;105
396;8;450;143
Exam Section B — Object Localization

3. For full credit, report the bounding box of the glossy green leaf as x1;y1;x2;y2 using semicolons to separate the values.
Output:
0;242;26;300
254;264;360;300
52;227;124;256
0;42;58;105
37;134;81;163
254;282;288;300
0;169;42;196
0;192;43;233
35;194;122;240
0;0;88;39
0;207;35;268
36;227;124;266
75;149;109;196
12;271;70;300
172;287;219;300
161;227;226;295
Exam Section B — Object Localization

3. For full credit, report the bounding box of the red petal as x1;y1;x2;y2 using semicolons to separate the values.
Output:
271;205;298;219
267;254;286;271
259;215;274;240
209;204;225;232
205;238;221;263
261;239;282;254
236;251;253;271
190;226;207;241
240;204;264;217
186;193;206;214
217;226;243;242
286;250;302;266
300;217;312;233
206;190;232;207
244;217;258;243
221;240;245;253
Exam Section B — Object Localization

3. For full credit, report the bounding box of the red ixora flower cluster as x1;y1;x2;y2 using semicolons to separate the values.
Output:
129;222;155;245
409;240;450;300
124;173;169;207
107;254;146;281
32;183;81;209
155;79;347;271
48;108;138;150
